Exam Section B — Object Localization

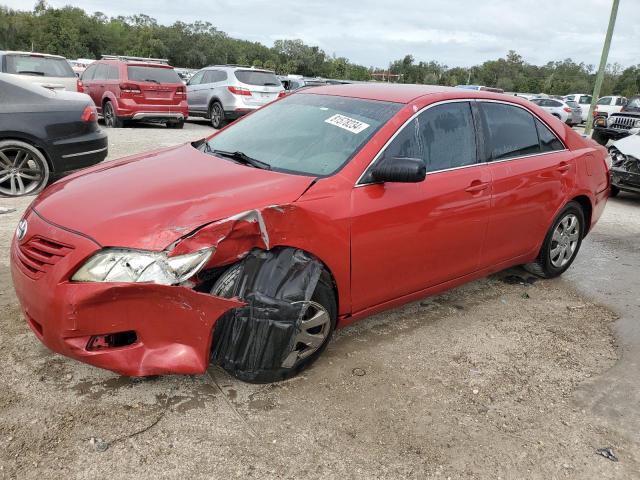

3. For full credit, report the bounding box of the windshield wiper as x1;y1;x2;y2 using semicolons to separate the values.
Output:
210;149;271;170
16;70;45;76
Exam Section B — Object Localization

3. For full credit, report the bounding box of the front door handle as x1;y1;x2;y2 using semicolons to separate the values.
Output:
557;162;571;173
465;180;489;194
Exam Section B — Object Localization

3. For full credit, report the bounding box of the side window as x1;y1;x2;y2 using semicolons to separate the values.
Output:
597;97;611;106
579;95;592;104
535;119;564;152
203;70;216;84
81;64;96;81
107;64;119;80
417;102;477;172
93;63;108;81
480;102;540;160
616;97;626;106
188;70;204;86
549;100;563;107
381;102;477;173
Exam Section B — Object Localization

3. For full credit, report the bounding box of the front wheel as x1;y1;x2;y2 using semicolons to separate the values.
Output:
211;263;337;383
591;130;609;146
524;201;585;278
167;119;185;129
0;140;50;197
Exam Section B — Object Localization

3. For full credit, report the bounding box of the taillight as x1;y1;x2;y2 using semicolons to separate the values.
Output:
77;79;84;93
119;82;141;95
228;86;252;96
81;105;97;123
175;86;185;96
563;107;572;113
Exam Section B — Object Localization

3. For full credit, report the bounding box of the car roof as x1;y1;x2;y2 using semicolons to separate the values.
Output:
0;50;67;59
298;83;502;104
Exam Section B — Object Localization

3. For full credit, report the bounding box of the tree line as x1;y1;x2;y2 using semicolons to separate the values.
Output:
1;2;639;96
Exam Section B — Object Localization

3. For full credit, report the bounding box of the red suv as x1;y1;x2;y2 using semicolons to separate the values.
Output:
77;56;188;129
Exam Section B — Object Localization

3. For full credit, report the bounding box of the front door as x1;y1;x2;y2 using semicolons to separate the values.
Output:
350;101;491;312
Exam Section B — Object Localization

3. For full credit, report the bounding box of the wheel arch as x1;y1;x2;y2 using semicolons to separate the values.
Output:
570;194;593;237
0;134;54;172
207;96;223;116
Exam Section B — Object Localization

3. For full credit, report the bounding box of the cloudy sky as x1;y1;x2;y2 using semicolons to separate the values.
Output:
4;0;638;68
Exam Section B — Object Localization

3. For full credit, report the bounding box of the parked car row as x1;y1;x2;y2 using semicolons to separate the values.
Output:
529;97;581;126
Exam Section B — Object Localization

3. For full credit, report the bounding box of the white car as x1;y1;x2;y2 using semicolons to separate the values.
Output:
563;93;593;123
594;95;627;118
530;97;582;126
0;50;77;91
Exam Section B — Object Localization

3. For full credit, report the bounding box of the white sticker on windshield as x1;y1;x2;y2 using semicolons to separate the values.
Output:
324;114;370;134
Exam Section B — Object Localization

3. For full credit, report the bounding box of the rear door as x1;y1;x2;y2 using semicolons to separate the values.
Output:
186;70;207;113
126;64;183;108
478;101;573;266
80;63;99;105
233;70;283;106
351;101;491;311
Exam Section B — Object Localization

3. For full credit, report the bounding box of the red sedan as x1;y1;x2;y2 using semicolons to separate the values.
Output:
11;84;610;383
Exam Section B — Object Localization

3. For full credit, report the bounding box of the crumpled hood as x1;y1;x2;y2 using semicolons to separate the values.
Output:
32;143;315;250
612;132;640;158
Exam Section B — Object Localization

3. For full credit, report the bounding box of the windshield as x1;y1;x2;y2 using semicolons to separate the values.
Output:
625;97;640;110
234;70;281;86
127;66;181;83
206;94;402;176
5;54;75;77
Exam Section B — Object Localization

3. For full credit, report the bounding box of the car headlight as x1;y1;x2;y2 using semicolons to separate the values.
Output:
634;119;640;128
71;248;213;285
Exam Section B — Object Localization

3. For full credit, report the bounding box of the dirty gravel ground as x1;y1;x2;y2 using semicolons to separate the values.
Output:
0;121;638;479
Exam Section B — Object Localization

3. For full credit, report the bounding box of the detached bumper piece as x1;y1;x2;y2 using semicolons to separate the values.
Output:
210;248;322;383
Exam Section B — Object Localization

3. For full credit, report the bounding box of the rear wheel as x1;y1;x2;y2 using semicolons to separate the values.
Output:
524;201;585;278
0;140;50;197
209;102;225;129
103;101;123;128
211;264;337;382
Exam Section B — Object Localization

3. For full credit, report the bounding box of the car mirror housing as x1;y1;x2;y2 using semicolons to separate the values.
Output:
371;157;426;183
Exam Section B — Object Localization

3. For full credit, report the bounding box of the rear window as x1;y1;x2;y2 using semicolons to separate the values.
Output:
566;101;579;108
579;95;592;104
5;54;75;78
234;70;281;86
127;66;181;84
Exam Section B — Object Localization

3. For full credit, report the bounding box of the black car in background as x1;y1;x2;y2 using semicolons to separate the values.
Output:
0;73;107;197
592;95;640;146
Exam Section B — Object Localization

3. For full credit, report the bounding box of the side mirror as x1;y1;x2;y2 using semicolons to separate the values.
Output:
371;157;426;183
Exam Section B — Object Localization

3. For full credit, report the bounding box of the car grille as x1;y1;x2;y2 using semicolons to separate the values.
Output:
609;115;638;131
16;236;74;279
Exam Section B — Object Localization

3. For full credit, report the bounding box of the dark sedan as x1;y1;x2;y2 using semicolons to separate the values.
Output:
0;73;107;197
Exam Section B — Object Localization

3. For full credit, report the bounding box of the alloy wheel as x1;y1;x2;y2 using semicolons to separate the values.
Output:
104;102;115;127
281;300;332;368
0;145;46;197
211;104;223;128
549;213;580;268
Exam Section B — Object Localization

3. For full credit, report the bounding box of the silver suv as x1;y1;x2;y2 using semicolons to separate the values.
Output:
187;66;284;128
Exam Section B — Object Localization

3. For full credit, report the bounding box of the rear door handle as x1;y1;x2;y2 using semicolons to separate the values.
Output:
464;181;490;194
557;162;571;173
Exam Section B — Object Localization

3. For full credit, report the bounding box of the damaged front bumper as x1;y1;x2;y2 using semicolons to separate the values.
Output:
10;209;243;377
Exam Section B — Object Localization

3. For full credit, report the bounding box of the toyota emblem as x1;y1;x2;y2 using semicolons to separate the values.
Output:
16;219;28;241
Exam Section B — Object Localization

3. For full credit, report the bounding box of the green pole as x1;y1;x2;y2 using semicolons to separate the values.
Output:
585;0;619;135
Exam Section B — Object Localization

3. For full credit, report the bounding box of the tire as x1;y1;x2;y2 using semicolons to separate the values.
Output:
167;119;185;129
591;130;609;146
0;140;50;197
209;101;225;129
103;100;123;128
524;201;585;278
610;185;620;198
211;264;337;383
